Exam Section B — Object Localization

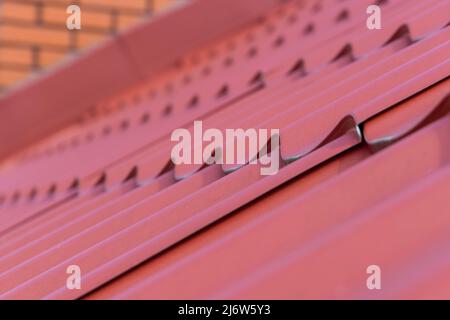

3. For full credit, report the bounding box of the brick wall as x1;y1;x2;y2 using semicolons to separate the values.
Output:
0;0;179;92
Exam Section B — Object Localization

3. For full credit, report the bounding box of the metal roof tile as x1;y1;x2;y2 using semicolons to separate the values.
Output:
0;0;449;300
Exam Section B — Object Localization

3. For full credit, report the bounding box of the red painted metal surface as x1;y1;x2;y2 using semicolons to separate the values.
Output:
0;0;449;299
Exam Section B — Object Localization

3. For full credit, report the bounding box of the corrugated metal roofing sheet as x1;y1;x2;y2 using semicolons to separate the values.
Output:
0;0;449;299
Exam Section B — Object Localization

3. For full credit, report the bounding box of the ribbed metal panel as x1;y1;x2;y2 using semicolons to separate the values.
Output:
0;0;449;299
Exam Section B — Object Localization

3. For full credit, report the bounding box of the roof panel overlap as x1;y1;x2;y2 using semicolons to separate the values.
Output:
0;0;449;299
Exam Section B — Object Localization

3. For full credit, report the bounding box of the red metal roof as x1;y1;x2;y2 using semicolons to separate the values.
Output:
0;0;449;299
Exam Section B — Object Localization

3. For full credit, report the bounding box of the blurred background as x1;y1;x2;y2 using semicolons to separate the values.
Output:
0;0;180;94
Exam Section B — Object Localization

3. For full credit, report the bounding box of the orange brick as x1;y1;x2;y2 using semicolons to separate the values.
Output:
82;0;148;11
0;2;36;21
80;9;112;30
0;69;30;87
42;5;71;27
44;5;112;30
0;0;181;90
0;47;33;66
118;13;142;30
0;25;70;48
39;50;67;67
76;31;109;48
153;0;179;11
